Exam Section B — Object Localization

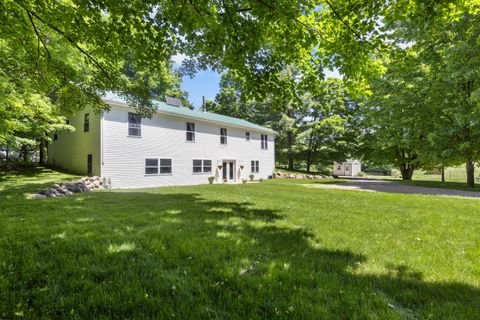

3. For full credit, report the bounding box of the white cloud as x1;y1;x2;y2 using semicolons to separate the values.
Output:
171;53;187;65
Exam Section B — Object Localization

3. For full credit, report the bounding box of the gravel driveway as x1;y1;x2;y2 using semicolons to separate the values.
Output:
306;178;480;199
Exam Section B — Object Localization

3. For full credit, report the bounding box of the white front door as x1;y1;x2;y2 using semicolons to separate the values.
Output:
222;161;236;182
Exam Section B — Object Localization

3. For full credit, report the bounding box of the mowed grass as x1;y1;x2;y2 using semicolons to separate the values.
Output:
1;168;479;319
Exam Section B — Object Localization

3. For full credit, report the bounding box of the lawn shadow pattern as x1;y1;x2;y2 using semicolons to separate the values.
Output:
1;190;479;319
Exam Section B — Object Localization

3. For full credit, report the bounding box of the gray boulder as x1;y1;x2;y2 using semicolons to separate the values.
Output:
31;194;47;199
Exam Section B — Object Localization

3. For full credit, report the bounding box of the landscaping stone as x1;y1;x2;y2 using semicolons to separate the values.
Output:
273;171;334;180
30;194;46;199
30;176;107;199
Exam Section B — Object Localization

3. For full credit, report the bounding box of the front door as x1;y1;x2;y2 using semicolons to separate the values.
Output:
222;161;235;182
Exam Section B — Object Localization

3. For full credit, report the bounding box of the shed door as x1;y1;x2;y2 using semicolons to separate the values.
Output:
344;164;350;176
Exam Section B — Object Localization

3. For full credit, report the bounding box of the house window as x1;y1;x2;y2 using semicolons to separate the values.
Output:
192;159;212;173
53;133;58;141
186;122;195;141
203;160;212;173
251;160;259;173
84;113;90;132
128;112;142;136
246;132;250;141
220;128;227;145
145;158;159;175
160;158;172;174
193;159;203;173
261;134;268;150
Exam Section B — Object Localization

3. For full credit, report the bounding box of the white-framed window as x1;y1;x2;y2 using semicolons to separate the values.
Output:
160;158;172;174
246;132;250;141
220;128;227;145
145;158;172;175
186;122;195;141
84;113;90;132
192;159;212;174
251;160;259;173
261;134;268;150
145;158;159;175
128;112;142;136
203;160;212;173
193;159;203;173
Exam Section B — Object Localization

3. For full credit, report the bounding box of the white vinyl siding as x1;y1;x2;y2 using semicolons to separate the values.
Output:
48;105;100;176
101;104;275;188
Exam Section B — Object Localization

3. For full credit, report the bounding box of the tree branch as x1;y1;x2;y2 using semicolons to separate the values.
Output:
324;0;362;39
18;4;115;85
25;10;51;72
255;0;325;41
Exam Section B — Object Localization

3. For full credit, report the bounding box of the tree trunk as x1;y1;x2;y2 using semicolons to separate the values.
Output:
399;163;415;180
39;139;45;164
287;131;294;170
5;149;9;161
466;160;475;188
441;163;445;183
306;154;312;173
21;145;27;162
306;142;313;174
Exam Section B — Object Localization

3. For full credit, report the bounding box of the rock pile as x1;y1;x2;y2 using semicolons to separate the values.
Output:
30;176;109;199
274;172;333;180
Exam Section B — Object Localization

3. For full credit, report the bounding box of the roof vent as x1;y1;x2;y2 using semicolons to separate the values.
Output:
165;96;183;107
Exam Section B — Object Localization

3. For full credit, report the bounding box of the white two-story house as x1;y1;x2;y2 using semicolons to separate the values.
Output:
48;96;275;188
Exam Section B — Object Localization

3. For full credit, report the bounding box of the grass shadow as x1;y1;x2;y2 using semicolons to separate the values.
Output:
1;187;479;318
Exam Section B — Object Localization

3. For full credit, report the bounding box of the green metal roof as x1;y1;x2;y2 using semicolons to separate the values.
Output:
103;95;275;134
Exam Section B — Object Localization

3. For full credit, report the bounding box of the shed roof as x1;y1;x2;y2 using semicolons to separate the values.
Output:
103;93;275;134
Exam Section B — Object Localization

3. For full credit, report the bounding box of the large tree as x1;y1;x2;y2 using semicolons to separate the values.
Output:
362;0;480;185
359;50;436;180
297;78;359;173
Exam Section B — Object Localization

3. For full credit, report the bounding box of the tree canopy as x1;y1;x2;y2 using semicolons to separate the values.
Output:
2;0;479;187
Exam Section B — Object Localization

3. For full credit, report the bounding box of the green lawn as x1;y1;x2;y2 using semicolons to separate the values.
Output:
1;167;479;319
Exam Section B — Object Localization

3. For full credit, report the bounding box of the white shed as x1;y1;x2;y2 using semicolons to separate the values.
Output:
333;160;361;177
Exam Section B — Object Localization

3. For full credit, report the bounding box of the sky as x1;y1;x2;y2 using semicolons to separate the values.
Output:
173;54;341;110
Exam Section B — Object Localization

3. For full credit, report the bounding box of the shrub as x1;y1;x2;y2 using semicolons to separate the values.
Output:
356;172;365;177
242;179;247;184
208;176;215;184
259;178;264;182
249;174;254;181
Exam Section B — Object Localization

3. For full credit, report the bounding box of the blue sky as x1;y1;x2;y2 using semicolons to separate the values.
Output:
175;54;341;110
181;69;221;109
